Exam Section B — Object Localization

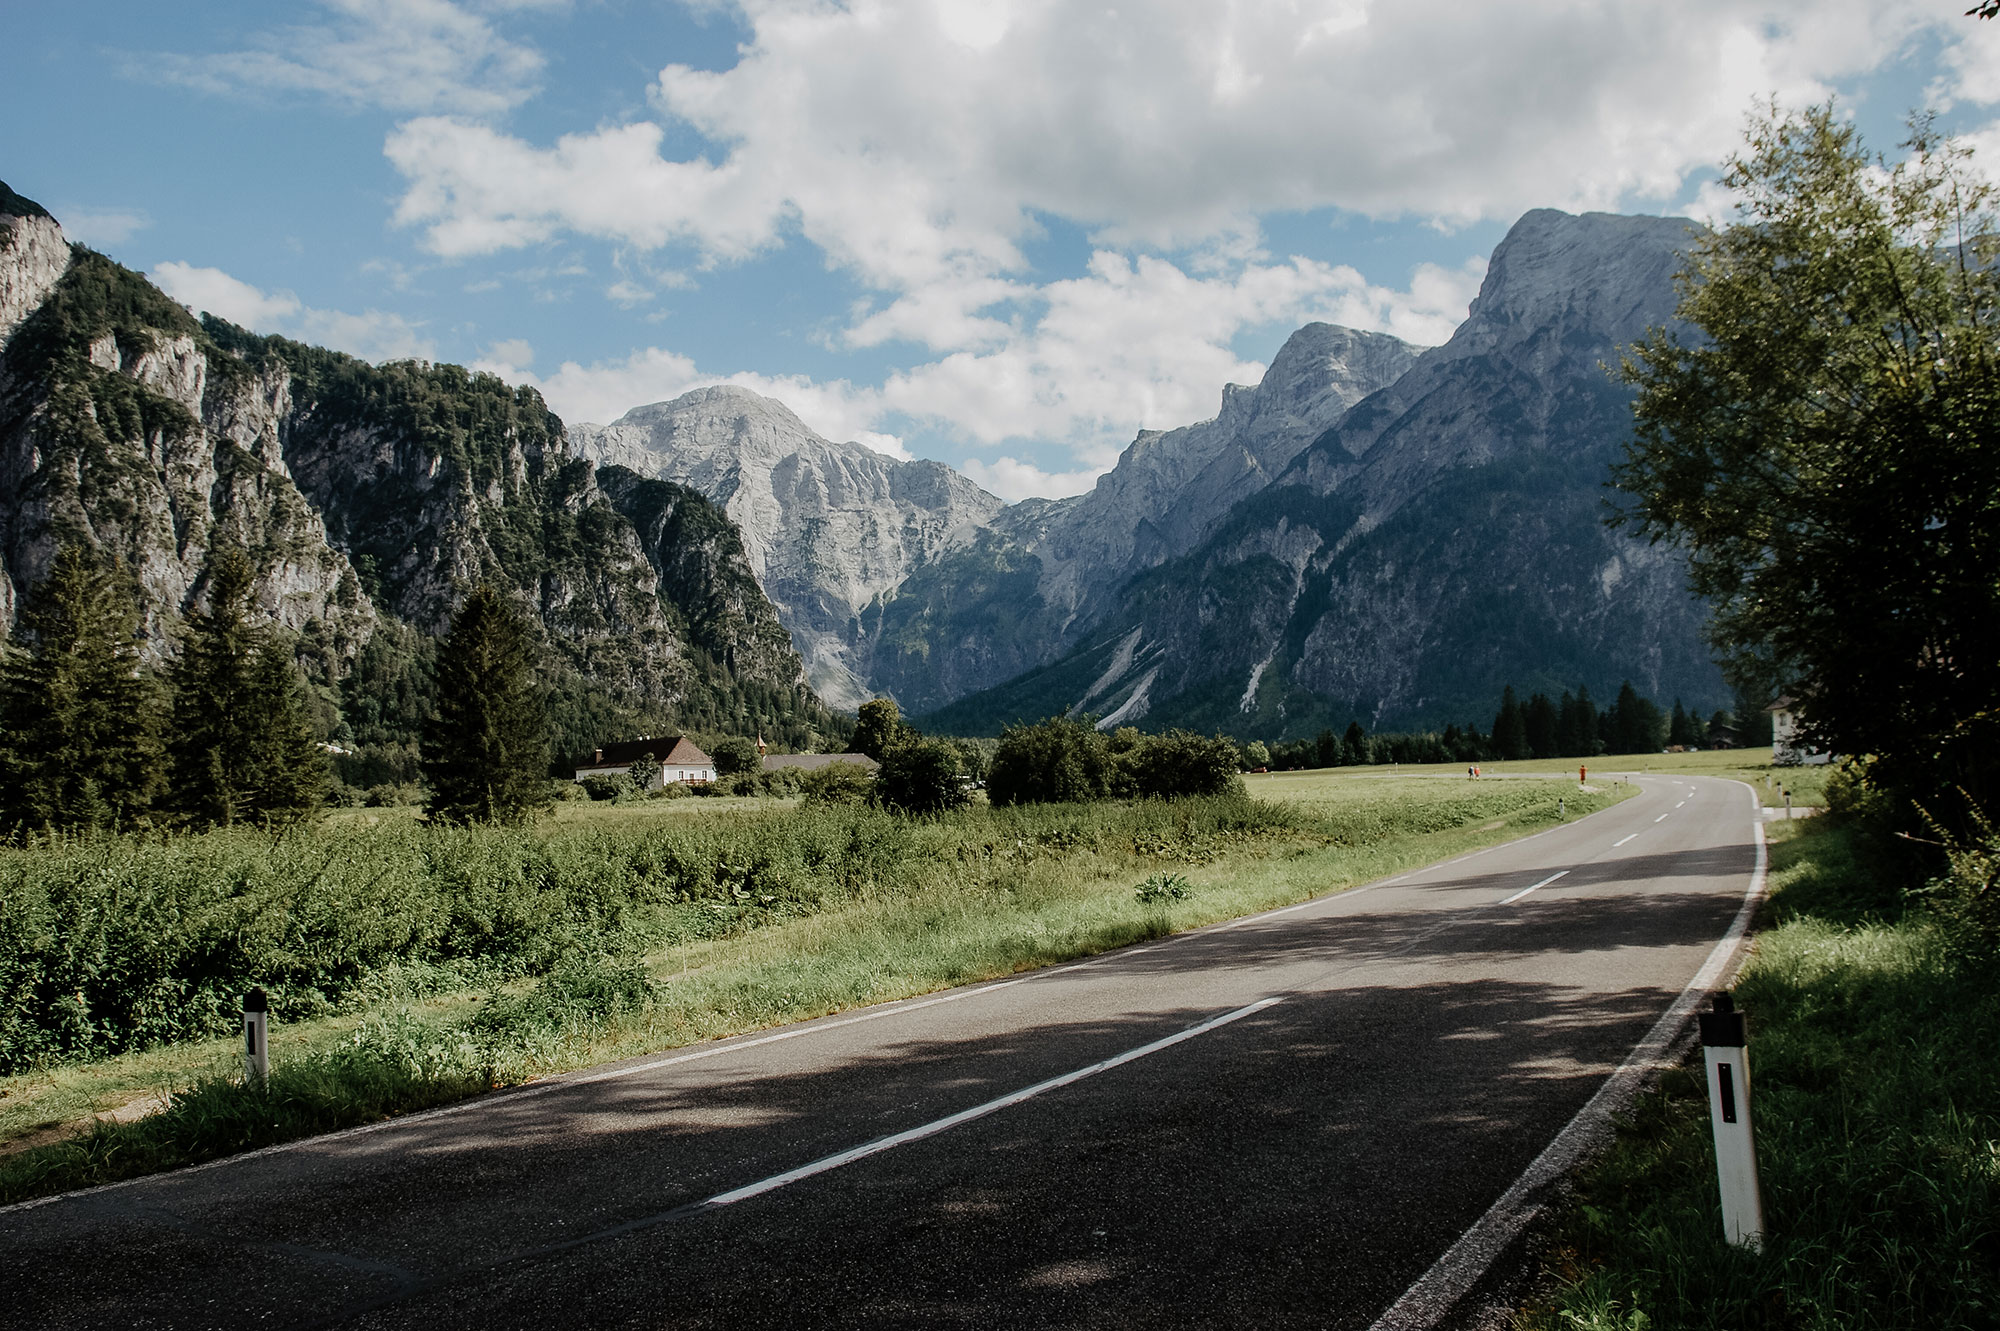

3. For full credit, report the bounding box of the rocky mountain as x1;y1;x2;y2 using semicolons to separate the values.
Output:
0;184;842;780
922;209;1725;739
571;323;1418;713
571;387;1008;709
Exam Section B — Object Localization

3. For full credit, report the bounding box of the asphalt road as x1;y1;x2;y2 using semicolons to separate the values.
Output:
0;775;1762;1330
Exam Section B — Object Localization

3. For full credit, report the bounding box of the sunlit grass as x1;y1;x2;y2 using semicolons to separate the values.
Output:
0;776;1631;1203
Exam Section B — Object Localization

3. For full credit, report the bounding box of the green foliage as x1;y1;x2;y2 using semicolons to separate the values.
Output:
577;775;631;802
0;544;163;834
1524;818;2000;1330
1123;728;1247;800
851;698;907;761
1602;681;1667;755
164;543;327;831
1492;685;1530;760
1241;740;1271;770
987;715;1114;806
798;762;876;806
873;738;969;815
1617;104;2000;824
709;736;762;778
422;585;551;825
1134;872;1193;903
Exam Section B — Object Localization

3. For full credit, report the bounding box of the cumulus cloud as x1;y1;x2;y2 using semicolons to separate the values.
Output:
958;456;1102;503
485;247;1478;490
152;262;435;363
387;0;1944;281
152;0;542;116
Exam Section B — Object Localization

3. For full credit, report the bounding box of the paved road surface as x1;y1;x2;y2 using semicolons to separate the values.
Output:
1;775;1761;1330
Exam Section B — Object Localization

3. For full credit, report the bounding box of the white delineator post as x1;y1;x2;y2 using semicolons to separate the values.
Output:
243;986;270;1089
1698;993;1765;1248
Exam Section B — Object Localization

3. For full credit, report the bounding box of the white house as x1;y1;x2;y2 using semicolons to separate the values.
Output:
1767;696;1830;766
575;736;716;788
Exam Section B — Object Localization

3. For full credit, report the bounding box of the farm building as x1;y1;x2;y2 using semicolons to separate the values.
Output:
760;752;880;774
575;736;716;788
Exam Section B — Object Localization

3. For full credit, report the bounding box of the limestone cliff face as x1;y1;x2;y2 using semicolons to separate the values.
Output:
574;326;1417;713
1023;323;1421;628
923;210;1724;738
0;203;369;654
571;386;1006;708
0;184;835;760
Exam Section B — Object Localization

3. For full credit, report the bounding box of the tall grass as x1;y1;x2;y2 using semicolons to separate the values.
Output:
1518;818;2000;1330
0;777;1612;1205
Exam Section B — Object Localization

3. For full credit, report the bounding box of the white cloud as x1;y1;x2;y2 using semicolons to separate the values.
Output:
151;262;434;363
56;207;151;249
387;0;1944;282
959;456;1101;503
153;0;542;116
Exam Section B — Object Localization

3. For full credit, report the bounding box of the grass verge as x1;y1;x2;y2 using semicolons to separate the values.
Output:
0;775;1625;1205
1516;816;2000;1330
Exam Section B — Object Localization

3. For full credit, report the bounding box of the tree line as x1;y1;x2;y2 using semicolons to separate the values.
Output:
0;542;564;836
1246;680;1747;774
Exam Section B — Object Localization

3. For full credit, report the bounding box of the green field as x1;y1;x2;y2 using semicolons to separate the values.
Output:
0;770;1629;1202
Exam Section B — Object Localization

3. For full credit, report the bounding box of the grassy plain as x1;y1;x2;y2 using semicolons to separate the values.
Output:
0;771;1629;1203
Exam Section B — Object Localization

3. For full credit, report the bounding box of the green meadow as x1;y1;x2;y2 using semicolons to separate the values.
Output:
0;766;1632;1203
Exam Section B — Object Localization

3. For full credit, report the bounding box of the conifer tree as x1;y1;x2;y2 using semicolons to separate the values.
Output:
245;644;330;828
0;542;163;834
1524;692;1560;760
1492;686;1529;761
166;542;327;830
422;584;551;824
1342;720;1369;766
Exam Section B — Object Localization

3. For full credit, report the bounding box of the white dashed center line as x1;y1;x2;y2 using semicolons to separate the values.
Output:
1612;834;1638;847
1500;870;1568;905
1655;813;1671;823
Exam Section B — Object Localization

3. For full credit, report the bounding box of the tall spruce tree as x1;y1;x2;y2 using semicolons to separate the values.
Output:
167;542;327;830
1524;692;1560;760
0;543;163;834
1492;686;1530;761
422;584;551;825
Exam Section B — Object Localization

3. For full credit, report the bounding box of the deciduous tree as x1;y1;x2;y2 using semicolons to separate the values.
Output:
1617;105;2000;818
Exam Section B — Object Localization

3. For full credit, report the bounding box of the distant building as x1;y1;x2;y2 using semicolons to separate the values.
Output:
1767;697;1830;766
760;752;880;775
575;736;715;787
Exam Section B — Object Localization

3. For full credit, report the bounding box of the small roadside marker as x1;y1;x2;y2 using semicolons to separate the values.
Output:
1699;994;1766;1248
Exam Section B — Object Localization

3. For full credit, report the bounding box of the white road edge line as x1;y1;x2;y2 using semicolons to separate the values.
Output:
1612;834;1638;848
0;779;1633;1218
1499;870;1568;905
704;996;1285;1208
1366;779;1769;1331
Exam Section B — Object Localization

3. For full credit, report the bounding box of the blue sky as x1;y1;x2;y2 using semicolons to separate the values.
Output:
4;1;1995;500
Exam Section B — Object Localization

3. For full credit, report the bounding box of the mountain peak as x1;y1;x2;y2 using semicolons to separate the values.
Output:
1462;208;1697;349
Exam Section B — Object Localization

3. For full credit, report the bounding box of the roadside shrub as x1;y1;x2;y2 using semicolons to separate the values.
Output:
1134;872;1193;903
1126;729;1246;800
987;716;1112;806
874;739;970;815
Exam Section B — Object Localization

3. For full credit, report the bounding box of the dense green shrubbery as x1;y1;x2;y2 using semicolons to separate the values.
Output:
0;794;1330;1073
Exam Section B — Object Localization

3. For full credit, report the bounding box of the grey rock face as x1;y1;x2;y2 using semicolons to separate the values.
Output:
571;385;1006;708
923;209;1724;737
572;326;1418;712
1029;322;1420;625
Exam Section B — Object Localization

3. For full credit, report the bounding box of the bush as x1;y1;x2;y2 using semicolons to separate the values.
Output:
987;716;1113;806
1126;729;1246;800
577;775;630;802
1134;872;1193;903
874;739;970;815
710;737;762;778
799;762;874;806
